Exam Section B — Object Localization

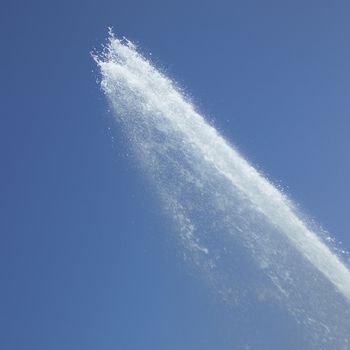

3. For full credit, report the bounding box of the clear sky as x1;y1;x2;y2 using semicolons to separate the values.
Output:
1;1;350;349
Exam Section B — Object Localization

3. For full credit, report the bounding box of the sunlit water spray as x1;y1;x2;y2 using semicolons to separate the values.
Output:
94;31;350;349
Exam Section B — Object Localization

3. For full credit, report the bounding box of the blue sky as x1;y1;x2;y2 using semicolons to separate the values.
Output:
1;1;350;349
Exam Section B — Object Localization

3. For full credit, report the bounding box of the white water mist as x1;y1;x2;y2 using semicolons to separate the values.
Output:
94;31;350;349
